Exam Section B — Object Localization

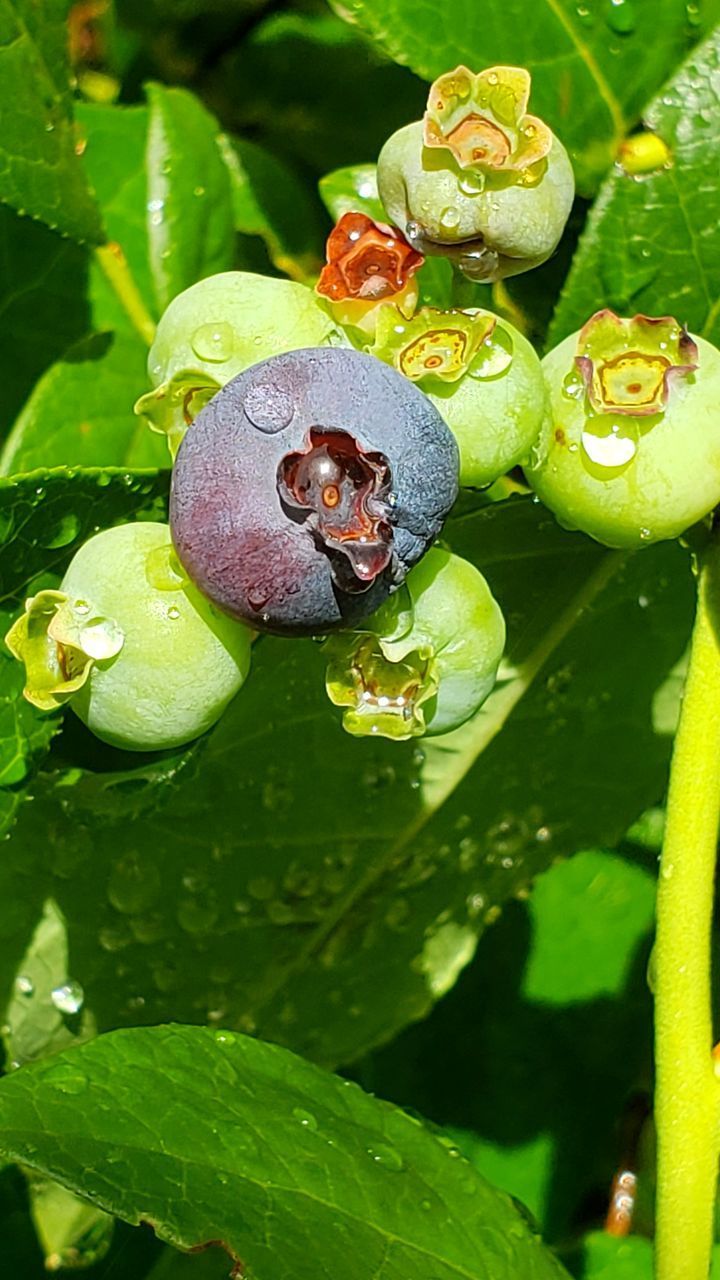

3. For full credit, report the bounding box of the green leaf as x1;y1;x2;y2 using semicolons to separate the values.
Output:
0;1024;571;1280
213;11;426;175
5;498;692;1065
364;846;657;1242
144;83;235;313
0;0;102;242
220;134;325;281
319;164;386;221
1;333;168;475
77;102;158;333
550;27;720;344
0;466;169;839
330;0;720;191
0;207;90;434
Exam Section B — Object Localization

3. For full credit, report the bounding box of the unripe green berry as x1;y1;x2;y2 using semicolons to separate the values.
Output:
371;304;546;486
377;65;574;282
7;523;252;752
325;547;505;739
136;272;343;454
525;311;720;548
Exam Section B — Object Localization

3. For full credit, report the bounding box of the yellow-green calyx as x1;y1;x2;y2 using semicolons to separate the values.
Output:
134;370;221;460
5;591;124;712
372;306;497;383
325;632;439;740
575;309;699;417
423;65;552;183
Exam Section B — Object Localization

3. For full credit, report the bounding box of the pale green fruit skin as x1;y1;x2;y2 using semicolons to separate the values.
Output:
384;548;505;735
62;523;251;751
526;331;720;548
428;324;547;487
147;271;342;389
377;121;574;276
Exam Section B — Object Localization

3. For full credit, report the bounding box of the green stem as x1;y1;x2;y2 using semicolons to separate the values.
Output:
94;243;156;348
655;538;720;1280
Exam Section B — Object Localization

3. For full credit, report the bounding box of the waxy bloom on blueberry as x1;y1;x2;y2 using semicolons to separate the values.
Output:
526;310;720;548
324;548;505;740
315;212;423;334
372;306;547;487
170;347;459;637
377;65;574;282
136;272;342;457
6;523;252;751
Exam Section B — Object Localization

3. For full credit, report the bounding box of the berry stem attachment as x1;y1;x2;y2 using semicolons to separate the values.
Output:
94;242;157;347
655;536;720;1280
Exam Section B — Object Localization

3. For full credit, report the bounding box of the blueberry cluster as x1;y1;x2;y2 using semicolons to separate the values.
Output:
10;64;720;753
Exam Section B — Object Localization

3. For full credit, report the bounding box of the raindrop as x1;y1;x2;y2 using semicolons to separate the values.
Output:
51;980;84;1015
41;513;81;549
605;0;636;33
367;1144;404;1171
146;543;187;591
561;369;585;400
293;1107;318;1131
440;206;460;229
244;383;295;434
468;326;514;379
108;854;161;914
15;975;34;996
581;420;638;470
191;321;234;363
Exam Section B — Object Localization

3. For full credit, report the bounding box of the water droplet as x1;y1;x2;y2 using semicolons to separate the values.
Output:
80;615;125;660
146;543;188;591
244;383;295;434
458;172;485;196
191;321;234;363
167;605;181;620
51;979;84;1015
581;420;638;470
562;369;585;400
440;206;460;229
15;975;34;996
248;876;275;901
176;893;218;935
469;326;514;379
293;1107;318;1130
108;854;161;915
42;513;81;549
605;0;636;32
367;1143;404;1171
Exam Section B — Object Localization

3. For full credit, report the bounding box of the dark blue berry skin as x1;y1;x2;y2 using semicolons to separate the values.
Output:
170;347;459;636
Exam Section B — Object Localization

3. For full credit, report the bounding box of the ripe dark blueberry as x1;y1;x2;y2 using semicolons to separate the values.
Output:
170;347;459;636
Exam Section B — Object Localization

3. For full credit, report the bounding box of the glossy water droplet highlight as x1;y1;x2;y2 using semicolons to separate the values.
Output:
191;322;234;363
51;979;84;1015
293;1107;318;1130
581;420;638;470
368;1143;404;1171
469;326;514;379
